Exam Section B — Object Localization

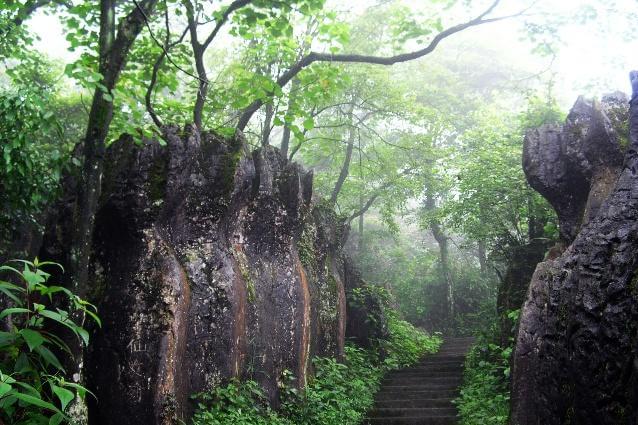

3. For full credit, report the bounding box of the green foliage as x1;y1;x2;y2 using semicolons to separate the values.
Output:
383;312;442;369
0;258;100;424
0;87;66;233
353;223;496;335
191;379;280;425
455;321;516;425
279;346;384;425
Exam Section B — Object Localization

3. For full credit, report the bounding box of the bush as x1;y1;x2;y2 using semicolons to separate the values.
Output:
0;88;66;232
0;259;99;424
455;328;512;425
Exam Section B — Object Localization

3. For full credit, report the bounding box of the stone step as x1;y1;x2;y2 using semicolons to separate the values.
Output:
380;385;460;392
367;337;473;425
386;370;461;378
417;355;466;363
363;416;458;425
382;376;463;386
396;364;464;372
375;398;455;409
370;407;457;418
375;390;459;400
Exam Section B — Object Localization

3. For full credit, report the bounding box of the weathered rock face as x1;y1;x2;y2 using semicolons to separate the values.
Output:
522;93;628;243
511;94;638;424
39;126;374;425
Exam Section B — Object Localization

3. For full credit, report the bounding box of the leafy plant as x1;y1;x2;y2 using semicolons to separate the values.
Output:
0;258;100;424
0;88;66;232
454;327;513;425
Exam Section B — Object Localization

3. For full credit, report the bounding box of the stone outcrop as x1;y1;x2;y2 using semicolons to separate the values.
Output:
38;126;378;425
511;93;638;424
522;93;628;243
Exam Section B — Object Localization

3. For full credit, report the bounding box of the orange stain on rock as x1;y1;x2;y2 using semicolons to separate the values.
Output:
295;257;312;387
231;243;248;378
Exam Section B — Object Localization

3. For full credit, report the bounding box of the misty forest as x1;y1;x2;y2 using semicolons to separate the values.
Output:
1;0;637;424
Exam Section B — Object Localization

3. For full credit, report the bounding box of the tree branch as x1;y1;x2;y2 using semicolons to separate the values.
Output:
202;0;254;49
134;0;203;83
347;184;389;223
236;0;513;130
145;3;189;128
9;0;52;28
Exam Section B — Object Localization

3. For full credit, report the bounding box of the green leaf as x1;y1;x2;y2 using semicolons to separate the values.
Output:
303;117;315;131
13;392;62;413
51;384;74;410
0;307;31;319
49;412;65;425
35;345;65;371
0;382;11;398
0;331;16;347
20;328;45;351
76;327;90;346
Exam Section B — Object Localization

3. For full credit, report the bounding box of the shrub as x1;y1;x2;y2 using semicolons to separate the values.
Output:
455;328;512;425
0;259;99;424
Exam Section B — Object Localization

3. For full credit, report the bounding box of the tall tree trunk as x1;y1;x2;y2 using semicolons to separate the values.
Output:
357;194;364;254
192;46;208;129
261;102;274;146
478;240;487;274
71;0;158;295
65;4;158;418
280;78;299;158
425;196;454;322
330;105;355;204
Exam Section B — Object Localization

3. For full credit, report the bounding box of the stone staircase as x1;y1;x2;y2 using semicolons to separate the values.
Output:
364;337;474;425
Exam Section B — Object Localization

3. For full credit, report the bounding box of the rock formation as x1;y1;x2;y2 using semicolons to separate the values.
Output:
37;126;378;425
511;92;638;424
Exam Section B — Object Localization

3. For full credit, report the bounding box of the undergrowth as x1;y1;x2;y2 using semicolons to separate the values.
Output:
455;317;516;425
192;290;441;425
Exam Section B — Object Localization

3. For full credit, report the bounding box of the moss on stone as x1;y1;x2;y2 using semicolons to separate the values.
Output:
218;136;243;197
298;224;317;272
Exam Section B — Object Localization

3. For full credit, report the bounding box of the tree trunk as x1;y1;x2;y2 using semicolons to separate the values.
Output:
261;102;274;146
330;105;355;204
477;240;487;274
192;46;208;129
425;196;454;322
357;194;364;254
70;0;158;296
280;78;299;158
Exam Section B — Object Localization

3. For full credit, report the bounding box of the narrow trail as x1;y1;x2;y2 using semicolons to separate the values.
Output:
365;337;475;425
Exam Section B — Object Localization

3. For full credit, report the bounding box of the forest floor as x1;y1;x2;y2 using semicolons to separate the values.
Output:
364;337;474;425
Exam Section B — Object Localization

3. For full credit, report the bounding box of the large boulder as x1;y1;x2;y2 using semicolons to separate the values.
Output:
522;94;627;243
39;126;379;425
511;93;638;424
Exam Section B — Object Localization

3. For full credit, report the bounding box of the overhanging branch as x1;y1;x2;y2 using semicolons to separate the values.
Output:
236;0;525;130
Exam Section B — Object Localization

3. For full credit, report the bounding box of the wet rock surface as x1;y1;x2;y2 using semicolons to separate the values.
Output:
38;126;380;424
522;94;627;243
511;95;638;424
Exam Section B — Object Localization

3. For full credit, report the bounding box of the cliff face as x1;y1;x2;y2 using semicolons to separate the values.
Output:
39;126;374;424
511;93;638;424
